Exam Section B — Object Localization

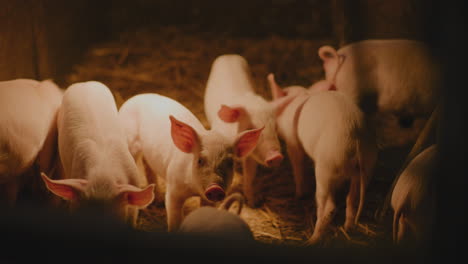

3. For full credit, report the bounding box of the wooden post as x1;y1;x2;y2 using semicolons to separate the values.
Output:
0;0;109;83
0;0;38;80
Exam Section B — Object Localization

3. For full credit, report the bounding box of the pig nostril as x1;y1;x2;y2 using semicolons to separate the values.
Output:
205;184;225;202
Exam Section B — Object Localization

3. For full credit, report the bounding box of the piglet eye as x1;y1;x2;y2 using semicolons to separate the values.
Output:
198;157;206;167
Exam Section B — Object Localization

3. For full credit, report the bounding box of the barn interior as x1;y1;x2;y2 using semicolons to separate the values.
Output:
1;0;466;262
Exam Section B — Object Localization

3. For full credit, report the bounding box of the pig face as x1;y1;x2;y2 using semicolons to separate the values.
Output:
41;172;155;220
169;116;263;202
216;94;294;168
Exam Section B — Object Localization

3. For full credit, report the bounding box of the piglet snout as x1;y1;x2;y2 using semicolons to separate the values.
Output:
265;150;283;167
205;183;226;202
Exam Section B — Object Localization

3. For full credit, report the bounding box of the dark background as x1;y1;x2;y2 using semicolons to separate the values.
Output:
1;0;466;262
1;0;436;82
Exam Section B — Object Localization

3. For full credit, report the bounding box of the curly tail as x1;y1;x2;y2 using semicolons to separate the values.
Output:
219;192;244;215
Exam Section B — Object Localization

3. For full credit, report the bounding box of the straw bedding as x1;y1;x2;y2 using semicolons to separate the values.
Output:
63;25;407;247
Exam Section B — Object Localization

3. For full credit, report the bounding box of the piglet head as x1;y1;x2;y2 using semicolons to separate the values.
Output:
170;115;264;202
217;78;288;169
41;173;155;221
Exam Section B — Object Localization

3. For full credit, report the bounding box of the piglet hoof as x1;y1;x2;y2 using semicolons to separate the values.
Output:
344;220;356;232
303;236;324;247
343;217;356;231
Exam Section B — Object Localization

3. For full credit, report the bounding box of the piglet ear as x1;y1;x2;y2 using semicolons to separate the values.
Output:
218;105;245;123
119;184;155;208
267;73;287;100
318;45;338;62
170;115;199;153
41;172;87;201
234;126;264;158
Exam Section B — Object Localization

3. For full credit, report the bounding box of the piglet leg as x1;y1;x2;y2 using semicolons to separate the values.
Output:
242;157;262;208
344;174;360;231
307;165;336;245
286;143;307;200
126;206;139;228
396;213;408;244
165;189;186;232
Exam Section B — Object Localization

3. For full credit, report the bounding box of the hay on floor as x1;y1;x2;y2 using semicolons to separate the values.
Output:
64;25;396;247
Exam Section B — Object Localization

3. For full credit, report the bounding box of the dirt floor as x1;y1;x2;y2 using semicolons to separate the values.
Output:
62;25;408;248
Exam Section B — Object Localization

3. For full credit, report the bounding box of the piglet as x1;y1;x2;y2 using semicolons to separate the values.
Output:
0;79;63;205
269;75;378;245
391;144;437;245
118;93;263;231
41;81;155;227
178;192;253;241
204;54;295;207
268;74;337;199
318;39;440;148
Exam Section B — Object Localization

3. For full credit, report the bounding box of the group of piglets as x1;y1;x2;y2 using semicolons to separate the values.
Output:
0;38;440;246
1;80;156;227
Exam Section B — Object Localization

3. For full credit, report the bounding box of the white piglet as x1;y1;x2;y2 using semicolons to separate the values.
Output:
0;79;63;205
204;54;294;207
267;74;338;199
269;75;378;245
318;39;440;148
118;93;263;231
41;81;155;227
391;144;437;245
